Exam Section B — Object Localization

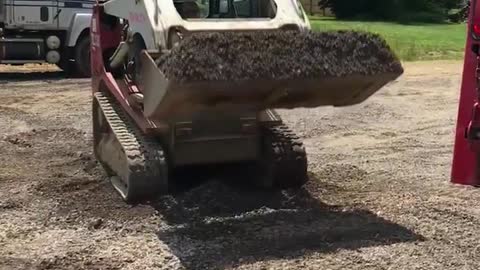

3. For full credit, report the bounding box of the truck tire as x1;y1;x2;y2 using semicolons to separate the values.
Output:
74;35;91;77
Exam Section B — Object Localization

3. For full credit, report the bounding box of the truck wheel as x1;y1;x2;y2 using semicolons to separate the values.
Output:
74;35;91;77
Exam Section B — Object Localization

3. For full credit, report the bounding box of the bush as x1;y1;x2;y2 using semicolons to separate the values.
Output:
319;0;394;20
397;12;447;24
319;0;464;22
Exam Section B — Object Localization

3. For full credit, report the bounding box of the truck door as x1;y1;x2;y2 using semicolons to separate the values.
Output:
12;0;58;27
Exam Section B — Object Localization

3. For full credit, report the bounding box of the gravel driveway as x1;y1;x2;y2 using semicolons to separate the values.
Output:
0;61;478;270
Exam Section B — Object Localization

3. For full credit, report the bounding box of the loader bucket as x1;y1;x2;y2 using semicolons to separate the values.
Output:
140;51;402;120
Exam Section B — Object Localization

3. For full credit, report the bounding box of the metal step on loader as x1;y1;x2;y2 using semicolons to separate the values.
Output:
89;0;404;202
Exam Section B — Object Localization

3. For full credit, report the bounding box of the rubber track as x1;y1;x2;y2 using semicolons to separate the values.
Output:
94;92;168;201
262;123;308;189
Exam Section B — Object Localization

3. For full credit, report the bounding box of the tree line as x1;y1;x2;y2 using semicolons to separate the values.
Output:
319;0;469;23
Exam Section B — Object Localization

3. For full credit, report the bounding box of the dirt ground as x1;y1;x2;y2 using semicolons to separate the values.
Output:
0;61;478;270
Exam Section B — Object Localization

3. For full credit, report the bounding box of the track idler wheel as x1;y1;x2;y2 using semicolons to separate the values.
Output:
92;92;169;202
257;124;309;189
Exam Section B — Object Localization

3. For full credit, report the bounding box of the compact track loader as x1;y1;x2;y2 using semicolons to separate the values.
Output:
89;0;403;202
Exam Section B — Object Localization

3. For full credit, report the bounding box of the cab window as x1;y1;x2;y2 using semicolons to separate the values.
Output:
174;0;276;19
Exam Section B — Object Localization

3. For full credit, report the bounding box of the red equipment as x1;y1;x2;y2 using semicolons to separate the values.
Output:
452;0;480;185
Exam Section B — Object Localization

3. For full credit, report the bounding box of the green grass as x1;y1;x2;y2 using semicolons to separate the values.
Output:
309;17;467;61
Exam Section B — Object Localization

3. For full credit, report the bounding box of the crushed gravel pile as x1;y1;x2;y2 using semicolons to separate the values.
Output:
157;30;403;82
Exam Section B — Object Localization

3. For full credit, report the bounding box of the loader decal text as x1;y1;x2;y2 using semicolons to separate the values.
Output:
129;12;147;24
91;21;100;48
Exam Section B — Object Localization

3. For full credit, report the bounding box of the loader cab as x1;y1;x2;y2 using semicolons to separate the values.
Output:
174;0;277;19
174;0;209;18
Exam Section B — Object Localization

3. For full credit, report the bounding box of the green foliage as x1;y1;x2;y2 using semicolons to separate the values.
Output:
396;12;447;24
319;0;465;22
310;17;467;61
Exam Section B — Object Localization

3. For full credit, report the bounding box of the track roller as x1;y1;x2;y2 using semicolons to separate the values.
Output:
92;92;168;202
256;123;309;189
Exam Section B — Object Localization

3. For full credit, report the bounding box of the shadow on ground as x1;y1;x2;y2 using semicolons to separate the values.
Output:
16;111;423;269
0;71;69;82
27;132;424;269
151;170;424;269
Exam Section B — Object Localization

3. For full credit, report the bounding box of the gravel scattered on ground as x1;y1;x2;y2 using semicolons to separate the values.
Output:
1;62;480;270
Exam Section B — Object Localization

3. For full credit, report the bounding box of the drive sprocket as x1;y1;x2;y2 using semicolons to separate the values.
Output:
257;123;309;189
